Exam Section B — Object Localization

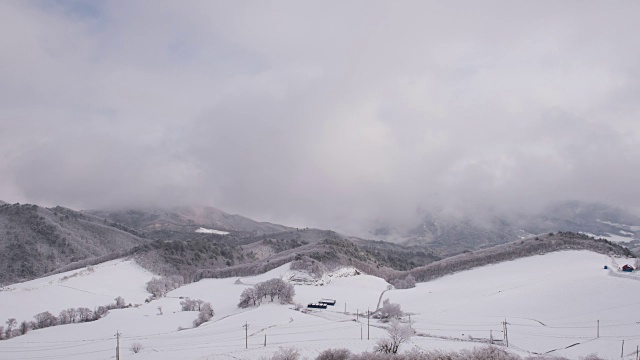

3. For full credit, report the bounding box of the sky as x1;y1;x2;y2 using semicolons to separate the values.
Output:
1;1;640;230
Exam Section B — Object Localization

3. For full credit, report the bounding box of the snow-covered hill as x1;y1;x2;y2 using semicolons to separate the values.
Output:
0;251;638;359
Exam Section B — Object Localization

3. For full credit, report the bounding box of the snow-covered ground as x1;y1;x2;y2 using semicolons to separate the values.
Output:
195;227;229;235
580;231;635;243
1;251;639;359
0;259;154;324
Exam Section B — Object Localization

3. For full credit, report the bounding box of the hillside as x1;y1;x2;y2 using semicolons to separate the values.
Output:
367;201;640;254
87;205;291;241
0;203;148;285
393;231;634;283
0;250;638;359
132;228;441;282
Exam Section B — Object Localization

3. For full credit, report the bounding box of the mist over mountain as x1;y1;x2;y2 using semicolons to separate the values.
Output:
359;201;640;255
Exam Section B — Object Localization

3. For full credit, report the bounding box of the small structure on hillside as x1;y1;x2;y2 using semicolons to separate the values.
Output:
622;264;634;272
307;303;328;309
603;265;608;270
319;299;336;306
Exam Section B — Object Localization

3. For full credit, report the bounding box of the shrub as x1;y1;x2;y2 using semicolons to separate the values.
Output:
315;348;352;360
193;302;214;327
261;347;300;360
130;342;143;353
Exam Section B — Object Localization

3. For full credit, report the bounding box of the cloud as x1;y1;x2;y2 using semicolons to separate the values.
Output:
1;1;640;230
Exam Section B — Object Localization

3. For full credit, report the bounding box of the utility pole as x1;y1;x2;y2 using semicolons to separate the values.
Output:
502;319;509;347
361;323;363;340
490;330;493;345
243;322;249;349
264;334;266;347
357;309;359;321
621;340;624;358
597;320;600;338
367;308;370;340
636;345;638;360
115;331;120;360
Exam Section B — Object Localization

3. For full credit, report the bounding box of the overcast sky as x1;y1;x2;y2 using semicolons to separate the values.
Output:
1;1;640;229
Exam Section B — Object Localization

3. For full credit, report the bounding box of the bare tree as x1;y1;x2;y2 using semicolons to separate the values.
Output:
33;312;57;329
77;308;93;322
375;299;403;322
67;308;78;323
19;320;31;335
5;318;16;339
238;288;259;308
58;309;71;325
374;319;414;354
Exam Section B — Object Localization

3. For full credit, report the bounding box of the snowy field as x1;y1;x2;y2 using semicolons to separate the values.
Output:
0;251;639;359
195;227;230;235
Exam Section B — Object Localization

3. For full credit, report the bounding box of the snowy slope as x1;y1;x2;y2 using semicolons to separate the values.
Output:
386;251;640;359
0;259;154;324
0;251;639;359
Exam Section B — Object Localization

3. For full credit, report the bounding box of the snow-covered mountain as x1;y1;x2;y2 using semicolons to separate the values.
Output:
365;201;640;255
0;249;638;359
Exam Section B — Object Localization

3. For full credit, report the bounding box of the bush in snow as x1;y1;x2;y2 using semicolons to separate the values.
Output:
192;302;214;327
374;319;414;354
315;348;352;360
130;342;143;353
374;299;403;322
391;274;416;289
260;347;300;360
576;355;605;360
114;296;126;309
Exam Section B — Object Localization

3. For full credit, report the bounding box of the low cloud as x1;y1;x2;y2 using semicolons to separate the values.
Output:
1;1;640;230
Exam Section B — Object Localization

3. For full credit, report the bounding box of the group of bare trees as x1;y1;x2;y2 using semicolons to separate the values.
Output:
0;296;127;340
179;297;215;327
146;275;185;299
390;274;416;289
238;278;295;308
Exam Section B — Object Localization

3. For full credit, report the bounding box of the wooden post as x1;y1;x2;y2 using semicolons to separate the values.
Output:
621;340;624;358
264;334;266;347
367;308;370;340
115;331;120;360
243;322;249;349
597;320;600;338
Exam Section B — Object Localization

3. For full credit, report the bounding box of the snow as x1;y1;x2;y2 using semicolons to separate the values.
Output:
283;266;362;286
386;251;640;359
1;251;640;359
195;227;229;235
580;231;634;243
0;259;154;324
